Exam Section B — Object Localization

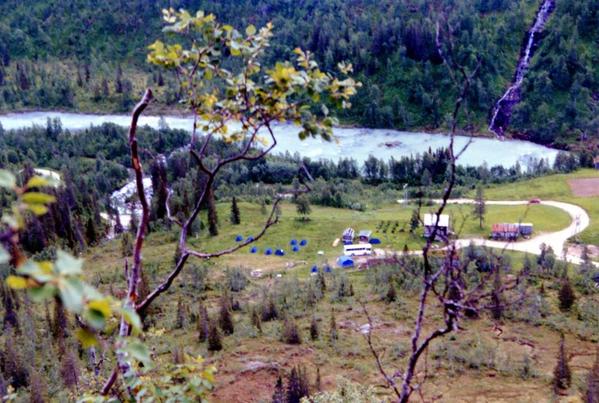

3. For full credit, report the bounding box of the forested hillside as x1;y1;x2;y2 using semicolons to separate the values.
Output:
0;0;597;148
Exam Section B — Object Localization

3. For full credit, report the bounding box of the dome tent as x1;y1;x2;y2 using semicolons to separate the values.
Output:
337;256;354;268
235;235;244;242
250;246;258;254
265;248;273;255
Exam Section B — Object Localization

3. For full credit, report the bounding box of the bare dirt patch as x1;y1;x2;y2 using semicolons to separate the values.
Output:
568;178;599;197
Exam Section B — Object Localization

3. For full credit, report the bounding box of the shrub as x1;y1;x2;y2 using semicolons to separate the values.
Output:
558;277;576;312
553;334;571;394
251;306;262;334
272;376;285;403
219;297;234;335
120;232;133;257
329;310;338;342
226;267;248;292
261;295;279;322
197;303;209;342
282;318;302;345
207;321;223;352
60;349;79;389
286;365;310;403
385;282;397;303
586;347;599;402
175;296;188;329
310;316;319;341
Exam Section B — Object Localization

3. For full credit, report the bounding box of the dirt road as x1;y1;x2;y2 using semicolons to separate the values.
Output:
434;199;591;265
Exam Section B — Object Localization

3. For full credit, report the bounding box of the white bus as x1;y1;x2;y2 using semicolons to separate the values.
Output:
343;243;373;256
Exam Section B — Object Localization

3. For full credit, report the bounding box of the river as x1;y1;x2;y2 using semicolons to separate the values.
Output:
0;111;559;168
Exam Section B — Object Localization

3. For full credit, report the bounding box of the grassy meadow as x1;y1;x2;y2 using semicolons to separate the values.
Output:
79;172;599;401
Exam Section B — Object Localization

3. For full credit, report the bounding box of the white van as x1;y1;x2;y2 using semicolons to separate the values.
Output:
343;243;373;256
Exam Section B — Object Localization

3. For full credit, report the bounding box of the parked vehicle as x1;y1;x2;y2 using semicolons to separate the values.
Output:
343;243;373;256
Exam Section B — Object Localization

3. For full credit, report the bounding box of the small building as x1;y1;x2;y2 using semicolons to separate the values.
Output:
342;228;355;244
491;223;520;241
518;223;534;237
423;214;450;239
358;230;372;243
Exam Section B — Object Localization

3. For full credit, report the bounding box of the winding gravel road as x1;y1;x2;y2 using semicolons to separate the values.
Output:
435;199;590;265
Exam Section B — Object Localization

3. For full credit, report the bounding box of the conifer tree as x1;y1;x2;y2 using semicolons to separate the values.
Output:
310;316;319;340
207;187;219;236
219;296;234;335
85;216;98;246
60;349;79;389
230;196;241;225
473;184;486;229
386;282;397;303
409;209;420;235
261;295;279;322
251;306;262;335
2;288;19;330
207;320;223;352
4;332;28;388
586;347;599;403
197;303;209;342
558;276;575;311
329;309;338;342
315;367;321;392
286;366;310;403
175;296;187;329
28;369;47;403
553;334;571;394
491;266;503;320
282;318;302;345
272;376;285;403
121;232;133;257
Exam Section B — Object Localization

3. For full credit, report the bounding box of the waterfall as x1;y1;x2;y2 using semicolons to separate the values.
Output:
489;0;556;138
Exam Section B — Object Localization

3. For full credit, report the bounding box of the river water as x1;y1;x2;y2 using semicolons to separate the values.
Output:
0;111;559;168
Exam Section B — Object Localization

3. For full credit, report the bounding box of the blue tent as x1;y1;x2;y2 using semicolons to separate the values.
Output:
324;265;332;273
250;246;258;254
235;235;244;242
275;249;285;256
370;238;381;244
292;246;300;252
247;236;254;242
265;248;273;255
337;256;354;268
311;265;318;273
300;239;308;246
290;239;298;246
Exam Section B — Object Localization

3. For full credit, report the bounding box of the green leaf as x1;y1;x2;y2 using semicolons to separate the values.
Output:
55;250;83;275
0;170;16;189
6;275;27;289
123;338;151;366
0;246;9;264
26;204;49;216
245;24;256;36
21;192;56;205
75;328;98;349
58;277;85;313
121;306;142;331
25;176;49;188
29;284;57;302
84;306;107;330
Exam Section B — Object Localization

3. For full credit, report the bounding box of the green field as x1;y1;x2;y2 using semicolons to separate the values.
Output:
77;170;599;402
86;200;572;282
473;168;599;244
